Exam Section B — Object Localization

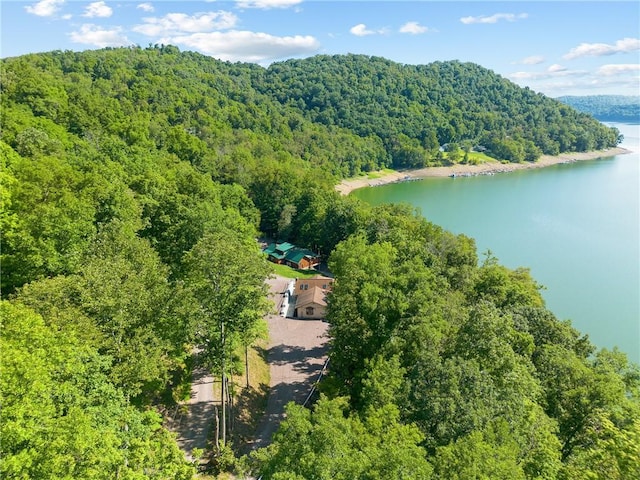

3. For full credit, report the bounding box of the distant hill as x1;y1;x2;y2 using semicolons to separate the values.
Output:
1;47;620;178
259;55;621;165
557;95;640;123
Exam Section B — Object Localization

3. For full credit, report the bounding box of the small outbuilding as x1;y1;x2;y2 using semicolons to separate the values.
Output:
263;242;320;270
294;286;328;320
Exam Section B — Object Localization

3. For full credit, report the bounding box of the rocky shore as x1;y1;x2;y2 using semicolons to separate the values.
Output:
336;147;630;195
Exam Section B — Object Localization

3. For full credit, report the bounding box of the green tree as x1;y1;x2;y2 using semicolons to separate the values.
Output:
15;222;191;400
184;230;272;446
472;253;545;309
277;203;297;240
433;421;526;480
560;416;640;480
249;396;432;479
137;159;254;277
535;345;629;461
445;142;462;164
326;235;398;400
1;153;96;293
0;301;195;479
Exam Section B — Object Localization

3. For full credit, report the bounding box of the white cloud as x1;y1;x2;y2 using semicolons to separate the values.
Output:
511;60;639;96
69;24;130;47
564;37;640;60
460;13;528;25
508;71;540;80
511;61;639;96
536;75;640;96
83;1;112;18
164;30;320;63
399;21;428;35
597;64;640;76
25;0;64;17
509;67;586;81
137;3;154;13
517;55;545;65
349;23;388;37
236;0;302;9
350;24;374;36
133;11;238;37
547;64;567;73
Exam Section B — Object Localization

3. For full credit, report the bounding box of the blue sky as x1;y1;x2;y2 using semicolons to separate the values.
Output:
2;1;639;97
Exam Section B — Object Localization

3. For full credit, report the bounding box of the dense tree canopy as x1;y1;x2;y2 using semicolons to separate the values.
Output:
1;48;620;187
1;301;195;479
258;55;620;163
1;46;635;478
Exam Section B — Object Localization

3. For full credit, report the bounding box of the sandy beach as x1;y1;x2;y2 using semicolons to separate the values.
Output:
336;147;630;195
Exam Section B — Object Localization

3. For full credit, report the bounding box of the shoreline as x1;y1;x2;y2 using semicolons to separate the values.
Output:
336;147;631;195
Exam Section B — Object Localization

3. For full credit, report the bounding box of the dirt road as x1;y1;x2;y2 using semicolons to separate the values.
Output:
169;349;216;461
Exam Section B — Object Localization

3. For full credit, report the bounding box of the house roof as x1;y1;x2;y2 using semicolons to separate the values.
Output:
263;242;296;259
296;276;333;287
284;248;318;264
309;275;332;281
275;242;295;252
296;286;327;308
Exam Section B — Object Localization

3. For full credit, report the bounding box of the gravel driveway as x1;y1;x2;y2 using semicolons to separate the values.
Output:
246;275;330;451
169;274;329;459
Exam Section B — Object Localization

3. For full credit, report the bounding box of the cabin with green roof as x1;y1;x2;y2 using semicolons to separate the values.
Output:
263;242;320;270
263;242;295;262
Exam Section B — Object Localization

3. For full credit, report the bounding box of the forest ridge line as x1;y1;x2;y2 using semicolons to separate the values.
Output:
2;46;637;479
1;46;621;179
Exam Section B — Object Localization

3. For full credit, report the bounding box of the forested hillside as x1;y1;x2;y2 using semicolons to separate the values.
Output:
259;55;620;165
2;46;637;479
558;95;640;122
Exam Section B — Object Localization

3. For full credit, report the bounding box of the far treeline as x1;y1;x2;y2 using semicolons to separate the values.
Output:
1;46;637;479
558;95;640;123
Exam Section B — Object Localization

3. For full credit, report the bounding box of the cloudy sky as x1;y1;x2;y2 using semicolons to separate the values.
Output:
2;0;639;97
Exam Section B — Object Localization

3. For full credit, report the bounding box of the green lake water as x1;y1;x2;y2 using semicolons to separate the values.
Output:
353;123;640;363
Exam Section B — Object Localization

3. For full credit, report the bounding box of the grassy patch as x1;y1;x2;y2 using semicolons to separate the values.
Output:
270;263;319;279
442;151;499;166
230;342;270;445
466;151;496;163
365;172;383;179
364;168;396;179
342;168;398;181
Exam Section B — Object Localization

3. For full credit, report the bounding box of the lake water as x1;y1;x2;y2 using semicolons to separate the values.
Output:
354;123;639;364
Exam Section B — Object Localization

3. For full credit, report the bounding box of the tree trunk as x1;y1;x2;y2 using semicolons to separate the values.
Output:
221;321;226;447
214;404;220;453
245;345;250;388
227;375;234;435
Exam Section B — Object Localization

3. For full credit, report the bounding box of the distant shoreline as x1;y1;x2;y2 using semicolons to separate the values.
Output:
336;147;631;195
